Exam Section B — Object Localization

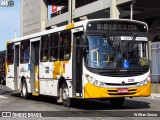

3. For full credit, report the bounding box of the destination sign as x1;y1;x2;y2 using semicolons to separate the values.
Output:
87;20;147;32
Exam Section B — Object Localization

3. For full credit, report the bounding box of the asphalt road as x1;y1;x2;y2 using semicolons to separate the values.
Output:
0;84;160;120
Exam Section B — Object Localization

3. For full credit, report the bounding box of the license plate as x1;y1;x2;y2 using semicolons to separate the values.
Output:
117;88;128;93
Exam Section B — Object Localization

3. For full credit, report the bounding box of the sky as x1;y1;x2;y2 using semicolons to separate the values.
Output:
0;0;52;50
0;0;20;50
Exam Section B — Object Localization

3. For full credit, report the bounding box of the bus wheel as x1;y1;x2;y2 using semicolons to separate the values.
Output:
109;97;125;106
1;79;5;85
21;80;29;99
62;83;72;107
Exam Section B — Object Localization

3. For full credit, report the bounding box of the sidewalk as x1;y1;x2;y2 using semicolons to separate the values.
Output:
148;93;160;100
151;83;160;93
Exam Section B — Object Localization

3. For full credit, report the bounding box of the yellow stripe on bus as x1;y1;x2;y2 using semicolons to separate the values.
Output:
35;80;39;90
52;61;69;78
35;66;39;92
5;61;8;76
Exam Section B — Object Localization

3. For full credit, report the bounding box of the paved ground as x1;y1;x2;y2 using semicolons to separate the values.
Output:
0;84;160;120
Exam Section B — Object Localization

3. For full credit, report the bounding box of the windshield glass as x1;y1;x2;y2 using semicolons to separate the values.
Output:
85;35;148;69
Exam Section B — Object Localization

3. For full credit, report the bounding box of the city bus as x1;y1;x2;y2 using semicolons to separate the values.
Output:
0;50;6;85
6;19;150;107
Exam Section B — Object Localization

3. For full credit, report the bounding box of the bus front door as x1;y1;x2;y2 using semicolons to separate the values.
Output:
72;31;84;97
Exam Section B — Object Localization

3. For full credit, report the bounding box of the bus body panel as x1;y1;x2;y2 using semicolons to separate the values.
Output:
39;62;54;79
6;64;15;90
19;63;31;92
39;79;57;96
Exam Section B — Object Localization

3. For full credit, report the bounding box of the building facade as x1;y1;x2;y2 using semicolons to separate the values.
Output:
21;0;133;36
20;0;160;84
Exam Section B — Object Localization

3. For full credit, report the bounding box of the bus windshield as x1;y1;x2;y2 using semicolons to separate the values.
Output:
85;34;149;70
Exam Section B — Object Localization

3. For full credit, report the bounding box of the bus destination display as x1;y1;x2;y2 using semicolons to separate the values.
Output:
87;20;147;32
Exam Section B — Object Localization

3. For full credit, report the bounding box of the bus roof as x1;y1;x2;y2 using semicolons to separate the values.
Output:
9;18;148;43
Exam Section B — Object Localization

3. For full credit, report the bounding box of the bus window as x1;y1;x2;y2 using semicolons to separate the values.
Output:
20;40;30;63
59;30;71;60
49;33;58;61
41;35;49;62
7;43;14;65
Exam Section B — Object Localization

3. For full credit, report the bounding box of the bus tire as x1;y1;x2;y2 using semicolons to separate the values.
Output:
109;97;125;106
61;82;72;107
1;79;5;85
21;80;29;99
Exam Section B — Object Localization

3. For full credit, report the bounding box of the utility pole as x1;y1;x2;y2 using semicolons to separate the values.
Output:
130;0;136;20
68;0;75;23
14;30;16;39
110;0;120;18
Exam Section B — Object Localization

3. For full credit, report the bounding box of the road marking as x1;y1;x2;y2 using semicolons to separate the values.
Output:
0;95;8;99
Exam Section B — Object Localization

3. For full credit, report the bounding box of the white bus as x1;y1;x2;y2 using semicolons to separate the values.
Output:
6;19;150;107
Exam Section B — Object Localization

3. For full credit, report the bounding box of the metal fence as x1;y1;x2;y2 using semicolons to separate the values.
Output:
151;42;160;83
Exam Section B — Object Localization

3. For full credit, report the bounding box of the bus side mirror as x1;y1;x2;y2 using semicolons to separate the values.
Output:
83;46;89;56
81;35;89;55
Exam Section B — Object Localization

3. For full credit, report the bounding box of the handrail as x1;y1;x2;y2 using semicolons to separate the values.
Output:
91;49;99;64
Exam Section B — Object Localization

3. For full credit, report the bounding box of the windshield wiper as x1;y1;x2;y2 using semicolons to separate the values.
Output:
127;34;137;48
103;33;122;61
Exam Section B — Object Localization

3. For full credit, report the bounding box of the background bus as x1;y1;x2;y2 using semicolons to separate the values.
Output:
6;19;150;107
0;50;6;85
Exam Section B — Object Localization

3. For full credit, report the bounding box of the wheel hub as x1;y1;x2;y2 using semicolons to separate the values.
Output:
63;87;69;100
22;84;26;96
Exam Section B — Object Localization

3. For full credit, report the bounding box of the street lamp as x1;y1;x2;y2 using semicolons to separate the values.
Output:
130;0;136;20
14;30;16;39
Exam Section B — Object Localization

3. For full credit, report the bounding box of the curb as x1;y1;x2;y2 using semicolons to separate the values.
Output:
151;93;160;98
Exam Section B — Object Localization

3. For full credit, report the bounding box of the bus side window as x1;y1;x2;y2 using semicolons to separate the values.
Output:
59;30;71;61
20;40;30;63
49;33;58;61
41;35;49;62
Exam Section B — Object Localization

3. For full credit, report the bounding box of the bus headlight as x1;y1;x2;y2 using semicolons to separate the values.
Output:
93;80;99;86
138;78;149;86
144;78;148;84
139;81;145;86
99;82;105;87
85;74;105;88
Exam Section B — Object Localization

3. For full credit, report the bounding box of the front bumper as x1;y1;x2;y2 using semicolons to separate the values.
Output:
84;82;151;98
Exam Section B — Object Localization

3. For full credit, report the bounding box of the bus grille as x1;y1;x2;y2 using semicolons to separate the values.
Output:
105;82;138;86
